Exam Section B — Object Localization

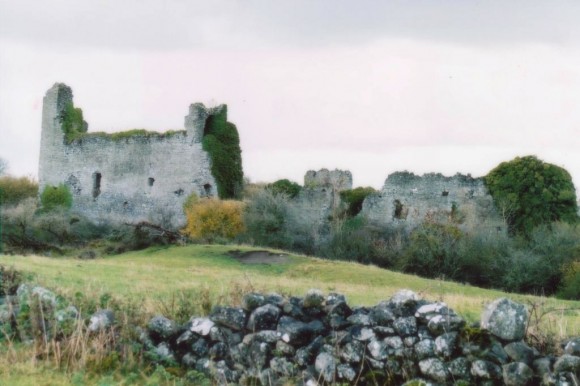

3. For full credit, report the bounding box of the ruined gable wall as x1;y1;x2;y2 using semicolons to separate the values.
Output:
361;172;505;233
39;84;217;228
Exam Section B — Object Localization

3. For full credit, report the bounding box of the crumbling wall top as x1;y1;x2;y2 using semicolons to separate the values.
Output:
304;169;352;191
384;171;480;189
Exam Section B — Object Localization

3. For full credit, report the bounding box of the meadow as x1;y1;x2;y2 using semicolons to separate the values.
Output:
1;245;579;385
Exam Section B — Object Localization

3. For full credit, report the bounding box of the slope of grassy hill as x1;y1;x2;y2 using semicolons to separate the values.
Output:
0;245;579;385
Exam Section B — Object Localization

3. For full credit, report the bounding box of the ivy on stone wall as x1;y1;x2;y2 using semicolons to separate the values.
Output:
202;107;244;199
340;187;376;217
60;103;88;142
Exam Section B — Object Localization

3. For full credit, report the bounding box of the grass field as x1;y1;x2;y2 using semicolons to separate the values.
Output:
1;244;579;385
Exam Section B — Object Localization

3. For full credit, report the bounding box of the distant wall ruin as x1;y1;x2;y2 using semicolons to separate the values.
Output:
289;169;505;240
361;172;505;233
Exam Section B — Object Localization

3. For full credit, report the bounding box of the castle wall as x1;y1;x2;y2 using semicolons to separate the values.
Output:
361;172;505;233
39;84;217;228
290;169;353;241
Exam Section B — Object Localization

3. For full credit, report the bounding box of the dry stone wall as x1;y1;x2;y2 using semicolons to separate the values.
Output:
38;83;219;228
136;289;580;385
2;278;578;385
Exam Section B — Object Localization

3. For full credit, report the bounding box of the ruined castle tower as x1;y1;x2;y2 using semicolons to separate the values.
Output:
38;83;222;228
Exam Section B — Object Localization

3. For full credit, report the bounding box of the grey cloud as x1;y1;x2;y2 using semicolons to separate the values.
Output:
1;0;580;51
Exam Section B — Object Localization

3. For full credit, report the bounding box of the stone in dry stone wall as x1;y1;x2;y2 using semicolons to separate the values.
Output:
138;289;579;385
481;297;528;342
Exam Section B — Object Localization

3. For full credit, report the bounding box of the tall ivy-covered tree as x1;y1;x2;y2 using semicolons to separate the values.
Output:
485;155;578;235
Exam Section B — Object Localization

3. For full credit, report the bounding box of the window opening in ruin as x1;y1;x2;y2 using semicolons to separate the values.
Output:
394;199;405;219
92;172;101;198
174;188;184;196
203;184;212;196
442;190;449;197
148;177;155;187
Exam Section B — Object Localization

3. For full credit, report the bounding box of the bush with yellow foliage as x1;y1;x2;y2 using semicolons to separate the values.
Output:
183;194;245;242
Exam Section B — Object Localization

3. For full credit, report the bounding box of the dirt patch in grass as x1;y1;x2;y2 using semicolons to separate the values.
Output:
228;250;290;265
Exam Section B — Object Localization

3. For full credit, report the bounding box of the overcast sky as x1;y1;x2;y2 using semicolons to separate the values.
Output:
1;0;579;190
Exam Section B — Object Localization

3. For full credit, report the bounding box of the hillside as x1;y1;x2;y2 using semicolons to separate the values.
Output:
1;245;578;332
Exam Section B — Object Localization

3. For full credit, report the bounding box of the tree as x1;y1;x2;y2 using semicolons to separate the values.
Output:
0;157;7;176
269;179;302;198
485;156;578;235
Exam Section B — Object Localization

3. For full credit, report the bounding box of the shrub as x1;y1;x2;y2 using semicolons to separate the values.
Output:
202;107;244;199
398;223;465;280
340;187;377;217
318;217;377;264
269;179;302;198
183;197;245;242
485;155;578;235
242;188;293;249
40;184;72;211
558;262;580;300
1;197;37;237
498;250;558;294
0;176;38;206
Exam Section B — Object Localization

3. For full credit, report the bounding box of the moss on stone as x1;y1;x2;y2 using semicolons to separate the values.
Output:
68;129;186;143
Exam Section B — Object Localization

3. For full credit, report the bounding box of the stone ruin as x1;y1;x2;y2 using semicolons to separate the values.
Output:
289;169;505;243
38;83;225;228
361;171;505;234
38;83;504;234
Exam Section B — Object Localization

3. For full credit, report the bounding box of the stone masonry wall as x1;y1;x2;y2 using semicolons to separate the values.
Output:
291;169;353;241
38;83;219;228
361;171;506;234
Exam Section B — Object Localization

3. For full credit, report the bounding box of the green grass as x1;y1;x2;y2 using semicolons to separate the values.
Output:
1;244;579;385
2;244;578;326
